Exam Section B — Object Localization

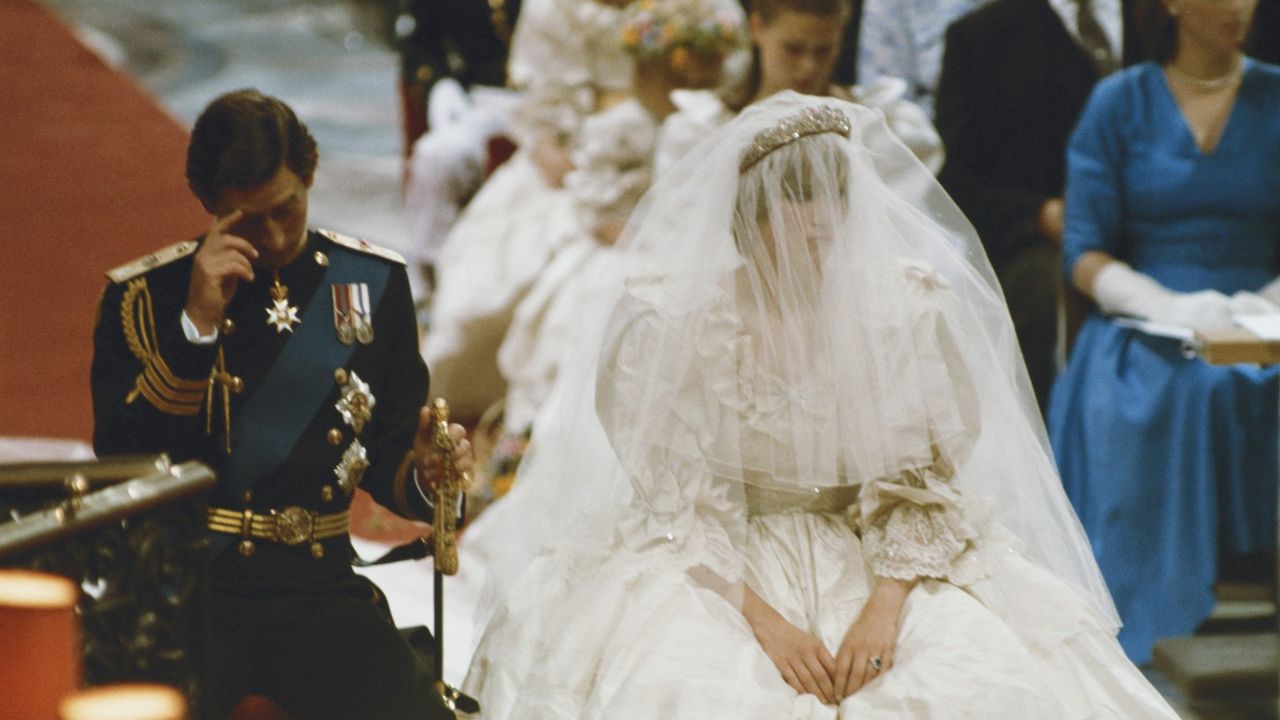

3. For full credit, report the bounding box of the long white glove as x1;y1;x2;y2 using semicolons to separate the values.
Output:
1229;275;1280;316
1092;261;1233;329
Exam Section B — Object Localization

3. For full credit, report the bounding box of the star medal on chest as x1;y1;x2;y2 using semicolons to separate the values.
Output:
332;282;374;345
266;270;301;333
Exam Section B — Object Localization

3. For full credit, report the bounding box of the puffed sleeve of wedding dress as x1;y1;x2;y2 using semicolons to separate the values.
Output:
849;76;944;175
654;90;735;177
507;0;632;147
856;259;992;587
563;100;660;239
595;284;749;601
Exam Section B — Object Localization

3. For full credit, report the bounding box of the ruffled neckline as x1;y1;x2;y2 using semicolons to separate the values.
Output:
692;293;836;444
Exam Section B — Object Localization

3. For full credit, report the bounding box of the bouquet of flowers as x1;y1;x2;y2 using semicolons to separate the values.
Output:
620;0;747;70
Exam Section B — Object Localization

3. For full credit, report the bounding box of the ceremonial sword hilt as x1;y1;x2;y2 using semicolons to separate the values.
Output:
430;398;463;576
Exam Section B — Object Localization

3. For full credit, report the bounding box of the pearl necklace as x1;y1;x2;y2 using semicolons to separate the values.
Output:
1165;58;1245;92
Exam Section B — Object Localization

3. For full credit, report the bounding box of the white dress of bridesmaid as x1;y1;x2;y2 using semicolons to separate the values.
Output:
495;97;663;434
461;93;1180;720
423;0;633;419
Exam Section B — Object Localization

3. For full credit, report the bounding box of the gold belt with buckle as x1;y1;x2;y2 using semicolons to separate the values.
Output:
207;506;349;559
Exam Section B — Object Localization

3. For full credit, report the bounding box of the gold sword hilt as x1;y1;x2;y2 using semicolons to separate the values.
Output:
430;398;461;576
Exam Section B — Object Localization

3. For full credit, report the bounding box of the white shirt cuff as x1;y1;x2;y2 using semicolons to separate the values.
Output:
181;311;219;345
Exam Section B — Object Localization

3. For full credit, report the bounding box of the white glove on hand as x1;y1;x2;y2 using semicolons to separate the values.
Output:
1092;261;1233;329
1157;290;1234;329
1257;275;1280;306
1228;291;1280;316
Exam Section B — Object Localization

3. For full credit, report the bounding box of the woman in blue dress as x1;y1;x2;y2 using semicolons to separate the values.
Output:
1048;0;1280;664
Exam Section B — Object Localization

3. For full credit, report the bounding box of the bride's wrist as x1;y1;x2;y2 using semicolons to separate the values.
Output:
740;586;778;632
869;576;916;609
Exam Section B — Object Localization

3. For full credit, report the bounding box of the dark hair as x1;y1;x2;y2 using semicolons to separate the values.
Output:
748;0;852;23
1135;0;1178;62
724;0;853;111
186;89;318;204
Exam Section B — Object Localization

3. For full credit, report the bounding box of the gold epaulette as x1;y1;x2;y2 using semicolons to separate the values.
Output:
106;240;199;284
317;229;405;265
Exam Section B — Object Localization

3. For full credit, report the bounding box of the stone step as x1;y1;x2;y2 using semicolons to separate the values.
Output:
1202;588;1277;635
1153;634;1277;701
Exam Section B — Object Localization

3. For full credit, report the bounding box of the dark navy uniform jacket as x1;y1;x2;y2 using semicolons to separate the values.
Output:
91;229;433;589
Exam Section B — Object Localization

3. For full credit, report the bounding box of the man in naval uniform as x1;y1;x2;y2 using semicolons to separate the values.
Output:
91;89;471;720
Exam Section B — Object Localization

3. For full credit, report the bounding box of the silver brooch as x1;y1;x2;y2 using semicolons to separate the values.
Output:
335;371;375;434
335;439;369;496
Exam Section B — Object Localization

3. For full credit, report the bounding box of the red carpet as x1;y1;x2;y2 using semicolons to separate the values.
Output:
0;0;207;442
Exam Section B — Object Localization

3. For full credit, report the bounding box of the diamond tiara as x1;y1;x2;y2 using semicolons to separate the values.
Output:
739;105;853;173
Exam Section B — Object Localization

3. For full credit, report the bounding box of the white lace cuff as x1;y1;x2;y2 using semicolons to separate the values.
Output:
860;468;990;587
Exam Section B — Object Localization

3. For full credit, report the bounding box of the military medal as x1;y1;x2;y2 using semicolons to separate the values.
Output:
332;283;374;345
332;284;355;344
266;271;301;333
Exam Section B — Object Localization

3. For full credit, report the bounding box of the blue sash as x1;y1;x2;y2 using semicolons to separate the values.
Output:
219;247;390;499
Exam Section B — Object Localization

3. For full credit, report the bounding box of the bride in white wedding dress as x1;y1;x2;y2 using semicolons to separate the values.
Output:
461;93;1178;719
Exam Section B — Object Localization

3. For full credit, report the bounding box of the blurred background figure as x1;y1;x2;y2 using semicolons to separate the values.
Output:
857;0;992;115
1047;0;1280;665
934;0;1143;413
657;0;942;177
421;0;635;422
496;0;747;446
397;0;523;298
396;0;521;155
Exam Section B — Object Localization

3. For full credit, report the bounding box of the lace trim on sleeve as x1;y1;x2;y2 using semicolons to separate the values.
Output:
859;465;992;587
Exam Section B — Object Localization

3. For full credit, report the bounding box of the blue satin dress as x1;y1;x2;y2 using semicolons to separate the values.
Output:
1048;60;1280;664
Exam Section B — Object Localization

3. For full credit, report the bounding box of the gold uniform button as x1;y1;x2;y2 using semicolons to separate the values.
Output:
230;376;245;394
327;428;343;446
311;542;325;559
334;368;349;386
238;539;256;557
220;318;237;335
321;485;335;503
314;251;329;267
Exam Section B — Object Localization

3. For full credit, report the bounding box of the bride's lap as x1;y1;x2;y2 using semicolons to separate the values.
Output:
745;512;1064;717
838;581;1063;717
467;550;817;719
467;515;1069;719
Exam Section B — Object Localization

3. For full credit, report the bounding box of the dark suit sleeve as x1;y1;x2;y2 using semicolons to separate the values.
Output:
357;265;434;523
91;276;218;459
935;18;1053;263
